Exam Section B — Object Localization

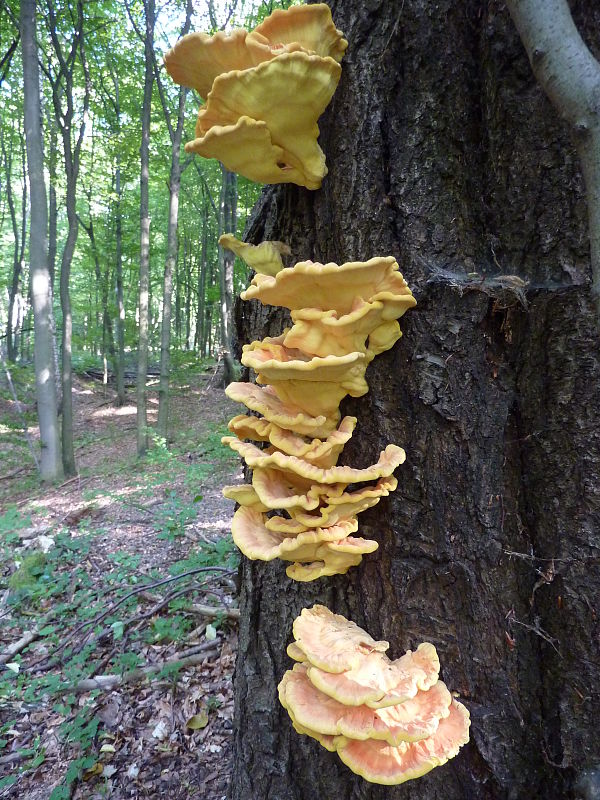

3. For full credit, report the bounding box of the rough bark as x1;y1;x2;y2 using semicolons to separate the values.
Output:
230;2;600;799
506;0;600;325
19;0;62;482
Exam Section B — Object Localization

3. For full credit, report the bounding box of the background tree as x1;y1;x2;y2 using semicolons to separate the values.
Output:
45;0;90;476
231;2;600;799
19;0;62;482
155;0;192;441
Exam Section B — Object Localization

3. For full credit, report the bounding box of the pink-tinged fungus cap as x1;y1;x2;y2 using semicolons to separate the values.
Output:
292;605;389;674
335;700;470;785
306;643;441;709
281;663;452;746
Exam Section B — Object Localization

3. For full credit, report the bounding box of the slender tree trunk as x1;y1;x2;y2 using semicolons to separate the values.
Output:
136;0;155;456
2;125;24;363
47;109;57;289
19;0;62;482
506;0;600;325
156;0;191;440
231;2;600;799
157;130;183;439
218;166;237;385
197;207;209;354
47;0;89;477
184;235;192;350
114;139;126;405
58;189;76;475
81;211;116;381
46;101;61;407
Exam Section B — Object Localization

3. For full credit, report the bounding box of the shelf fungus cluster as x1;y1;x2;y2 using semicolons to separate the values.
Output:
279;606;470;784
221;238;416;581
164;4;347;189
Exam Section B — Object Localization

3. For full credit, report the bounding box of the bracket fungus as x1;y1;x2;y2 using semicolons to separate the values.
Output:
279;606;470;785
164;4;347;189
222;248;416;581
218;234;290;277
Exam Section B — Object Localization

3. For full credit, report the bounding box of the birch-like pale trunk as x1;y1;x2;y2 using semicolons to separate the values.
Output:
20;0;62;482
506;0;600;323
217;166;237;385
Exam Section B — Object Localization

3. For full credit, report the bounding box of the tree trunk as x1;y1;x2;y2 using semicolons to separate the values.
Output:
46;0;89;478
230;2;600;799
47;110;58;290
19;0;62;482
1;124;25;363
196;205;209;354
184;236;192;350
157;123;183;440
114;128;126;406
136;0;155;456
218;166;237;385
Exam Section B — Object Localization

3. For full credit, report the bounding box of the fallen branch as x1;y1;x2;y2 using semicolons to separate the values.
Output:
72;647;219;693
0;465;29;481
0;750;30;766
138;590;239;620
190;602;239;621
0;629;39;664
29;565;234;669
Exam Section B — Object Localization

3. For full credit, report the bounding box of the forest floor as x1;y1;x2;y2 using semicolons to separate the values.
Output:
0;363;243;800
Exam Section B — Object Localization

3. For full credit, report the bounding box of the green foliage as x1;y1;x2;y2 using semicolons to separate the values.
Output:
7;551;47;591
0;400;240;790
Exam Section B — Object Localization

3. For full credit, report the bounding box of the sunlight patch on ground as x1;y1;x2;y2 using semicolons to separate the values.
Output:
91;404;137;419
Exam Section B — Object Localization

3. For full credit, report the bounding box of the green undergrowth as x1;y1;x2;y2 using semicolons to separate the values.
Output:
0;363;241;796
0;504;238;796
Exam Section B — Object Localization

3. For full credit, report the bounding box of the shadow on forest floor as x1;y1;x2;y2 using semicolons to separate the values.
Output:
0;366;243;800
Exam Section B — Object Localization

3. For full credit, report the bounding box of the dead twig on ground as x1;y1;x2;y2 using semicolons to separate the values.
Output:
71;646;220;693
27;566;234;671
0;629;40;664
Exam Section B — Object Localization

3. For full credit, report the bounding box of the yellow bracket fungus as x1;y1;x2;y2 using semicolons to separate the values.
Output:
227;414;357;468
218;234;290;277
279;606;470;784
223;252;415;580
164;4;346;189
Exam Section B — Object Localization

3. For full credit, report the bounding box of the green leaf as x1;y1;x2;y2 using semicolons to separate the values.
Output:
186;710;209;730
111;621;124;640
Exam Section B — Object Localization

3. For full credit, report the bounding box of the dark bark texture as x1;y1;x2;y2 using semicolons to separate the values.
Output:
230;2;600;799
